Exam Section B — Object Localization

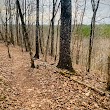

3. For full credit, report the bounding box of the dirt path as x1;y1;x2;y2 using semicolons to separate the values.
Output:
0;43;110;110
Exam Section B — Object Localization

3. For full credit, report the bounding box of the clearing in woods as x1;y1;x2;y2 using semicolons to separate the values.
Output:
0;43;110;110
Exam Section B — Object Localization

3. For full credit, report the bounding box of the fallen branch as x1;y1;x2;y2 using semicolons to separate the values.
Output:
58;71;110;97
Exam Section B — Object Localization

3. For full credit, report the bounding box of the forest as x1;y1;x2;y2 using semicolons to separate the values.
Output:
0;0;110;109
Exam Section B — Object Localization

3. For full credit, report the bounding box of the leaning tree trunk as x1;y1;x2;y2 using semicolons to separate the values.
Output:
57;0;74;72
16;0;35;68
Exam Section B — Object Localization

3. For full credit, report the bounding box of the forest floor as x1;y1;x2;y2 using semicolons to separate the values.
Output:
0;43;110;110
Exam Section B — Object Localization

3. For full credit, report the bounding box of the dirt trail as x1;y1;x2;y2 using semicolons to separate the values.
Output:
0;43;110;110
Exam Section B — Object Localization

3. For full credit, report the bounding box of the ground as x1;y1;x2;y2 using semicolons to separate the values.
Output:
0;43;110;110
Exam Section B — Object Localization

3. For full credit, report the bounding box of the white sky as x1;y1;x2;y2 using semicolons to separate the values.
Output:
0;0;110;25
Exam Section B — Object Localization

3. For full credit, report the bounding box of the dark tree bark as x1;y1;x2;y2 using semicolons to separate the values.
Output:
34;0;39;59
107;56;110;90
57;0;74;72
41;0;44;54
16;0;35;68
51;0;55;56
21;0;28;51
25;0;26;24
16;4;19;45
44;0;60;61
87;0;100;72
0;30;4;41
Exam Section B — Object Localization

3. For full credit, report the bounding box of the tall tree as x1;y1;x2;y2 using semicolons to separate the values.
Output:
41;0;44;53
9;0;14;45
25;0;26;24
51;0;55;56
55;18;60;61
75;0;86;65
87;0;100;72
16;2;19;45
34;0;39;59
16;0;35;68
22;0;28;51
57;0;74;72
5;0;11;58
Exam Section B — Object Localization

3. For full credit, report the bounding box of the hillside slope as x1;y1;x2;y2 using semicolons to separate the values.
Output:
0;43;110;110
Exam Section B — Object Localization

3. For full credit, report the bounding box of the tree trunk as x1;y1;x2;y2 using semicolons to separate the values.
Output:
9;0;14;45
34;0;39;59
5;1;11;58
16;0;35;68
54;18;60;61
16;5;19;45
57;0;74;72
21;0;28;51
75;0;86;65
107;56;110;90
25;0;26;24
51;0;55;56
87;0;100;72
41;0;44;55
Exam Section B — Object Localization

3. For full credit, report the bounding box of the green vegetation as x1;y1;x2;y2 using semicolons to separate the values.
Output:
82;24;110;38
0;24;110;39
41;24;110;38
98;24;110;38
81;25;91;37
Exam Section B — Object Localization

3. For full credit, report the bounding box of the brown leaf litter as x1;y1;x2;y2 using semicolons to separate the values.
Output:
0;43;110;110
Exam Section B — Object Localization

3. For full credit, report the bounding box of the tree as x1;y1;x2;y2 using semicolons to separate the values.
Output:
75;0;87;65
21;0;28;51
87;0;100;72
51;0;55;56
41;0;44;54
55;18;60;61
16;4;19;45
107;55;110;90
34;0;39;59
57;0;75;72
5;0;11;58
16;0;35;68
44;0;60;61
9;0;14;45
